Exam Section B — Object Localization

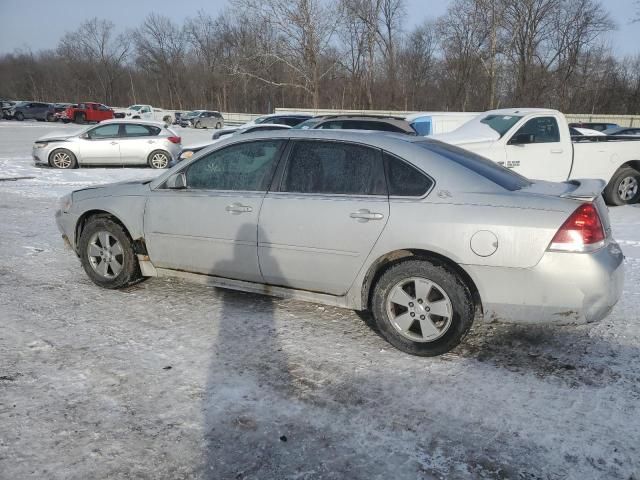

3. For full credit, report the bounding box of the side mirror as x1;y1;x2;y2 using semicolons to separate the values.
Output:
509;133;535;145
166;172;187;189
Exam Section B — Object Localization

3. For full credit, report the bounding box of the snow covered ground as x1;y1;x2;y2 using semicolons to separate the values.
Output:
0;121;639;479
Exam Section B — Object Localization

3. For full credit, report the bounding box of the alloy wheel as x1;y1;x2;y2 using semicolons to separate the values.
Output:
618;176;639;201
87;231;124;279
386;277;453;342
52;151;72;168
150;152;168;168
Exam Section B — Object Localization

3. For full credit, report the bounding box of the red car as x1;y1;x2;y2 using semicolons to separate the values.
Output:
61;102;114;124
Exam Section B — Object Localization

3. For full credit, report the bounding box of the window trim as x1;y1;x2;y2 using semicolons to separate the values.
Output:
382;150;435;200
274;139;388;198
178;139;287;193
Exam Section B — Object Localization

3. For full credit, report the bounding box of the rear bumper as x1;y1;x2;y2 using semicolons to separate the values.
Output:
467;240;625;324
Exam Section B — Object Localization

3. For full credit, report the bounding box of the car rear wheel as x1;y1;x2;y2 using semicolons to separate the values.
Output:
215;122;222;129
371;259;474;356
46;113;54;122
15;112;24;121
195;121;202;129
148;150;170;169
74;112;86;124
604;166;640;205
49;149;77;169
78;216;142;289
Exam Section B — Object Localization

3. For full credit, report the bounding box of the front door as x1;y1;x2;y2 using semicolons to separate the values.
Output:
144;139;285;282
258;140;389;296
78;123;121;164
504;116;573;182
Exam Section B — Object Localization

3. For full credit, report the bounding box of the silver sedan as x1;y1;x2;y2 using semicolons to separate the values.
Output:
33;120;182;169
55;130;624;356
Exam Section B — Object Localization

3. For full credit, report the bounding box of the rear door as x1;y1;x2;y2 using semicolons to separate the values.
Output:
258;140;389;295
503;115;573;181
119;123;160;164
77;123;122;164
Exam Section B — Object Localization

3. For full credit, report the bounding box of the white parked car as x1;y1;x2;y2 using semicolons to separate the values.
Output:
32;120;182;169
433;108;640;205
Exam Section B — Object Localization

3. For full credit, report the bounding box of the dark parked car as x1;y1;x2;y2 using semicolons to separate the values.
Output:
295;115;417;134
569;122;619;132
10;101;55;122
1;100;17;119
602;126;640;137
252;113;313;127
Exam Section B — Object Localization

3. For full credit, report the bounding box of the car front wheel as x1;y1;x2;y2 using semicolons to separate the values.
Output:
78;216;142;289
371;259;474;356
49;149;77;169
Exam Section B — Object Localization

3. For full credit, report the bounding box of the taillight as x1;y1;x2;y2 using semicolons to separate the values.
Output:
548;203;605;252
168;136;181;144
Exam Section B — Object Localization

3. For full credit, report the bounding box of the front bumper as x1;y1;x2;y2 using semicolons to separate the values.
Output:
55;209;80;254
32;146;49;165
467;240;625;325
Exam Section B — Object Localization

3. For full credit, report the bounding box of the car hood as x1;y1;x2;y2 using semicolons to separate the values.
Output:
35;132;77;143
72;180;151;201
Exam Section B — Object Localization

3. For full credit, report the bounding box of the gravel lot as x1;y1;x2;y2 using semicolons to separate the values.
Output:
1;121;639;479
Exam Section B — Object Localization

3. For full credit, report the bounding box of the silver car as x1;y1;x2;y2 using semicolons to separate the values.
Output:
33;120;182;169
179;110;224;129
55;130;624;356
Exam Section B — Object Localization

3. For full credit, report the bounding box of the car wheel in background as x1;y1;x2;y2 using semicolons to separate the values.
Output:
46;113;54;122
604;166;640;205
15;112;24;121
215;122;222;129
74;112;86;124
371;259;474;356
147;150;170;169
62;119;71;124
78;216;142;289
195;121;202;129
48;149;77;169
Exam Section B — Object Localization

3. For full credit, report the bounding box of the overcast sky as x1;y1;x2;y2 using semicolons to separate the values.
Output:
0;0;638;57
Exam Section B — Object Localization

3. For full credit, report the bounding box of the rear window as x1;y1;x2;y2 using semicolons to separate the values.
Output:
480;114;522;137
416;140;531;191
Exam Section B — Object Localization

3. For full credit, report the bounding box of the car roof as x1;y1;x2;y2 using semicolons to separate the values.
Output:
99;119;167;128
483;108;560;116
307;115;415;132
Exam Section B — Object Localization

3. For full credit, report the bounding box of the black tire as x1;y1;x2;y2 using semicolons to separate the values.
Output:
15;112;24;121
62;119;71;124
162;115;172;124
195;121;201;129
48;148;78;169
78;216;142;289
603;166;640;206
215;122;222;129
75;112;86;124
147;150;170;169
46;113;54;122
371;259;474;356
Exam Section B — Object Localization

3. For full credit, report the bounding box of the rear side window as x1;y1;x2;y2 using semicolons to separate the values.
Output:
416;140;531;191
124;124;160;137
186;140;283;191
384;153;433;197
282;141;385;195
512;116;560;143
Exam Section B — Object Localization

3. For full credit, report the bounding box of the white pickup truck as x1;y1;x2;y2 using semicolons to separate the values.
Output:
119;105;173;124
432;108;640;205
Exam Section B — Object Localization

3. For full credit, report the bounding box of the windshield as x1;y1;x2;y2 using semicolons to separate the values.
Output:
253;116;269;124
128;105;142;111
293;118;322;129
479;115;522;137
416;140;531;191
183;111;200;117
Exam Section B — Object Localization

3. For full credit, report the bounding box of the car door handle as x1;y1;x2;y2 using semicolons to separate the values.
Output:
350;209;384;221
550;148;563;154
226;203;253;214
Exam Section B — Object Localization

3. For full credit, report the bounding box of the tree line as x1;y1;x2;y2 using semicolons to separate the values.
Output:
0;0;638;115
